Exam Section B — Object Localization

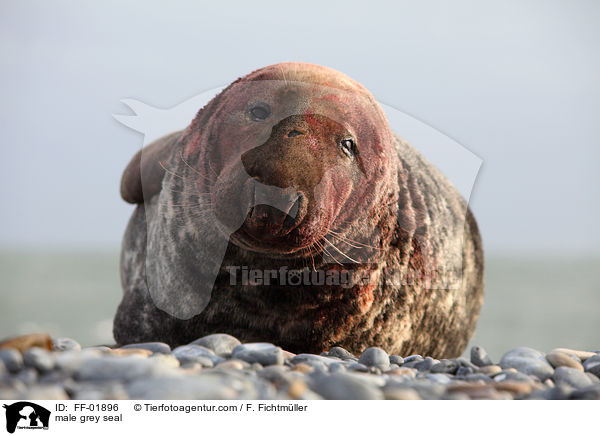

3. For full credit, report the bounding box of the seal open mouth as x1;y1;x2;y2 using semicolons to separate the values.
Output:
241;185;306;243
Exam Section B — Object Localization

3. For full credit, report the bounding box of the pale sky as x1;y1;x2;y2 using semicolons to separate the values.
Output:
1;0;599;255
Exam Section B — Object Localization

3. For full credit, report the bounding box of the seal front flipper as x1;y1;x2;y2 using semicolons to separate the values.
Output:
120;130;183;204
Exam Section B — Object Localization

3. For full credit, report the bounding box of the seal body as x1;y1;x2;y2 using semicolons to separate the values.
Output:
113;62;484;357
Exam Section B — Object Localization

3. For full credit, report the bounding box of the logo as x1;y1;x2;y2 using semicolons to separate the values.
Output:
2;402;50;434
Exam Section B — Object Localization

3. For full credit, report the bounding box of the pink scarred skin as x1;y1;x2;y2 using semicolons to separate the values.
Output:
114;63;484;357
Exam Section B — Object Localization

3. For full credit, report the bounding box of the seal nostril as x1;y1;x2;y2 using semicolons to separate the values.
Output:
287;129;304;138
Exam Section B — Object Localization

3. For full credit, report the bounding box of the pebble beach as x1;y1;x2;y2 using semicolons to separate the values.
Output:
1;333;599;400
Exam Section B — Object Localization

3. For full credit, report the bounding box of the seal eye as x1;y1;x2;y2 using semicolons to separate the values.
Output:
340;138;356;158
249;103;271;121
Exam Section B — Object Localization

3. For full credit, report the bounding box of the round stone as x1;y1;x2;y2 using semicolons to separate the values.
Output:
52;337;82;352
425;373;452;384
0;349;24;373
309;373;384;400
109;348;153;357
403;355;423;363
190;334;241;357
384;388;421;400
569;385;600;400
22;347;55;373
493;371;535;383
326;347;355;360
455;357;480;371
545;350;583;371
287;379;307;399
585;372;600;383
493;381;533;396
413;357;438;372
231;343;284;366
127;375;238;400
215;359;246;370
23;385;69;400
464;373;492;383
386;367;417;378
121;342;171;355
358;347;390;371
470;345;493;367
479;365;502;375
347;362;369;372
553;366;594;390
551;348;597;362
329;362;347;373
74;356;176;382
456;366;474;377
389;355;404;366
173;344;222;366
583;354;600;376
289;354;339;370
148;353;180;368
430;359;459;374
291;363;313;374
499;347;553;381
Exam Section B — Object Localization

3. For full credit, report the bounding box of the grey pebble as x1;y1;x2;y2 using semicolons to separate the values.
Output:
309;373;384;400
583;354;600;376
553;366;594;390
403;355;423;363
499;347;554;381
455;357;480;371
391;380;446;400
54;350;104;373
456;366;474;377
121;342;171;355
569;384;600;400
425;373;452;384
23;347;55;373
24;385;69;400
329;362;347;373
347;362;369;372
0;349;23;373
358;347;390;371
389;355;404;366
430;359;459;374
127;375;238;400
464;373;492;383
232;343;284;366
181;357;214;369
0;375;27;392
75;356;176;382
471;346;493;367
173;344;223;366
325;347;356;360
586;371;600;384
191;334;241;357
544;385;574;400
14;368;38;386
38;370;69;384
68;381;129;400
256;365;296;386
0;387;25;400
413;357;438;372
289;353;339;370
493;371;535;383
52;337;82;352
